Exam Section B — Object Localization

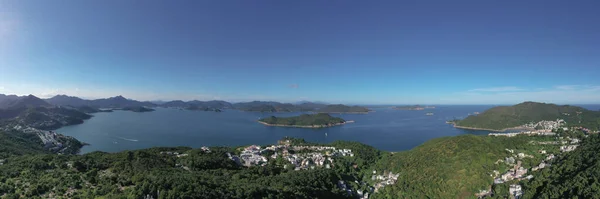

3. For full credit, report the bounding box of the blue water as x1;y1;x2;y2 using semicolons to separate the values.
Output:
57;105;510;153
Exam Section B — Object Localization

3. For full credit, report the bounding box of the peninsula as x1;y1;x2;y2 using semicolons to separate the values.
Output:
258;113;353;128
453;101;600;132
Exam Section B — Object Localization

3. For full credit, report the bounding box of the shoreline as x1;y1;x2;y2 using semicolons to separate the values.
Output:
452;124;534;132
258;120;355;128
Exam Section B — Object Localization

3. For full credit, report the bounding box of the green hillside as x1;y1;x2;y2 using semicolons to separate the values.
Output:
455;102;600;130
370;134;560;199
522;134;600;199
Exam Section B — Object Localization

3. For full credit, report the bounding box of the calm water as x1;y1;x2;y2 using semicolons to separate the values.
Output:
57;106;504;154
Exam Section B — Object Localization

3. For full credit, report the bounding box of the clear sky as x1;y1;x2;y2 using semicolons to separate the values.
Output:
1;0;599;104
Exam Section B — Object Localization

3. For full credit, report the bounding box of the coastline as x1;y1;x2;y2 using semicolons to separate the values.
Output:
258;120;355;128
452;124;534;132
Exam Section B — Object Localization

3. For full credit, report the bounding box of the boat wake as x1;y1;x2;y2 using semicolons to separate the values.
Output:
116;136;139;142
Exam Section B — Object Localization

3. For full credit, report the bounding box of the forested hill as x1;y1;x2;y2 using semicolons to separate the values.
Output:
455;102;600;130
522;134;600;198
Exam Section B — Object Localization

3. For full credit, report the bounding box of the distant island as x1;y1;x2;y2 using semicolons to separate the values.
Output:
121;106;155;113
453;101;600;131
392;105;435;110
186;105;222;112
258;113;353;128
315;104;371;113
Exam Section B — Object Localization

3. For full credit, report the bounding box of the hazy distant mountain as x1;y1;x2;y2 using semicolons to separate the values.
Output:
234;101;314;112
0;95;51;110
162;100;232;109
316;104;371;113
44;95;155;108
90;95;155;108
295;100;328;105
162;100;188;107
148;100;167;105
297;102;328;110
193;100;233;109
0;94;21;109
45;95;90;107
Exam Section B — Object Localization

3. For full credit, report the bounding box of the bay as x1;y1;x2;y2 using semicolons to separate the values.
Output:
58;105;504;153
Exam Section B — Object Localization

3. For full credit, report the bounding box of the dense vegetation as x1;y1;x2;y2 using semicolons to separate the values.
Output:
456;102;600;130
370;134;560;199
522;134;600;198
0;143;352;198
259;113;346;127
0;128;595;198
316;105;370;113
0;130;48;159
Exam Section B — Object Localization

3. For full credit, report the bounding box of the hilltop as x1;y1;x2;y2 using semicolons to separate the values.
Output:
454;102;600;131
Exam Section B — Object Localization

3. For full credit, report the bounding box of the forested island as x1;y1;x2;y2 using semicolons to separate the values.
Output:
258;113;351;128
454;102;600;131
316;104;371;113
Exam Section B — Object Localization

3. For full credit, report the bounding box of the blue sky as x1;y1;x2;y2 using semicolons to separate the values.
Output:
0;0;599;104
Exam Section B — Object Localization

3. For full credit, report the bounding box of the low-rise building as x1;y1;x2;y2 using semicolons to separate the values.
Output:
560;145;578;152
509;184;523;198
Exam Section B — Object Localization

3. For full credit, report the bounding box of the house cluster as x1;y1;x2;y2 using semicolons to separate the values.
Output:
337;180;373;199
489;130;556;137
560;145;578;152
509;184;523;198
371;171;400;192
200;146;211;153
159;151;189;158
494;161;530;184
0;159;5;166
285;152;333;170
522;119;565;130
237;145;268;167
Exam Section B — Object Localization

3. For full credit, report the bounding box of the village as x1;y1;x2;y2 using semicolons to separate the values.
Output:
478;121;584;199
6;125;80;154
